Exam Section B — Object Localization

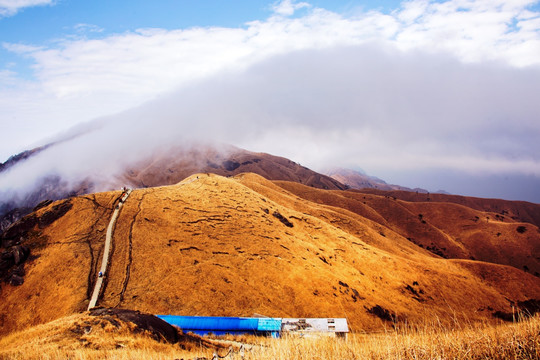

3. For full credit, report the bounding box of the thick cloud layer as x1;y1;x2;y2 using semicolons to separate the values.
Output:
1;0;540;203
1;44;540;202
2;0;540;159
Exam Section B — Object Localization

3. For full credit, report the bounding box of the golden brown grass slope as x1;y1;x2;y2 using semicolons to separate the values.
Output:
276;182;540;275
1;173;540;337
358;188;540;228
1;312;539;359
0;310;223;360
251;315;540;360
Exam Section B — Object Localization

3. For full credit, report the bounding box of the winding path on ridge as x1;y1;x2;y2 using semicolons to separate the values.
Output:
88;189;132;310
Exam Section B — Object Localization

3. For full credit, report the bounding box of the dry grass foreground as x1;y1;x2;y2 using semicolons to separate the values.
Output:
0;312;539;359
1;173;540;336
0;310;218;360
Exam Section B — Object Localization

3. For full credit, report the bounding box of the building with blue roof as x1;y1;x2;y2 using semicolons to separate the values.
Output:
156;315;348;338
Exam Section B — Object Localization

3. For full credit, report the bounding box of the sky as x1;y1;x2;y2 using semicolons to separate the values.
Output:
1;0;540;202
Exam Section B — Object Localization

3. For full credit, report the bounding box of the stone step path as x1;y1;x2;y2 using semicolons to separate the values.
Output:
87;189;132;310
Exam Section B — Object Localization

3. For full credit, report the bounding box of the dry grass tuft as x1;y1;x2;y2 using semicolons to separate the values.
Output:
2;174;540;336
241;315;540;359
1;314;538;359
0;313;213;360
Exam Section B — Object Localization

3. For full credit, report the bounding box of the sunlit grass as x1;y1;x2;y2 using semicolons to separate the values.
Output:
1;314;539;359
242;315;540;359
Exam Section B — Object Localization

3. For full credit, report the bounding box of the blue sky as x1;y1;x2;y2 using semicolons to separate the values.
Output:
1;0;540;202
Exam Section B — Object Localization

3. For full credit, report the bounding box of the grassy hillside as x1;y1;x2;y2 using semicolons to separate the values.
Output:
1;312;539;359
276;181;540;275
1;173;539;338
357;188;540;229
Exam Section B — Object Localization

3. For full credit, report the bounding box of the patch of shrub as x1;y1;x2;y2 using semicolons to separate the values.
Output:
272;211;293;227
367;305;399;323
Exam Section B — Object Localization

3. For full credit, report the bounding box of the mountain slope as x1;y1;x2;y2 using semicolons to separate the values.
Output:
357;188;540;231
120;145;346;191
0;145;346;233
275;182;540;276
1;173;539;336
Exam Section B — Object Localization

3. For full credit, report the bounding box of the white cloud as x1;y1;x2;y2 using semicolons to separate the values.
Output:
2;42;43;54
0;0;54;16
0;69;17;84
3;0;538;105
271;0;311;16
73;23;104;34
2;43;540;203
397;0;430;23
393;0;540;65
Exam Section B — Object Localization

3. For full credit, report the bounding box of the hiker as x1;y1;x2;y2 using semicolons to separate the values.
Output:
98;271;103;278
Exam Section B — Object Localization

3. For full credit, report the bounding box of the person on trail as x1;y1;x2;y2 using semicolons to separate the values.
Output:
98;271;103;278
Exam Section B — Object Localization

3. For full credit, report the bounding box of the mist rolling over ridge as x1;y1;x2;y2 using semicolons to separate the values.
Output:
1;44;540;206
2;0;540;209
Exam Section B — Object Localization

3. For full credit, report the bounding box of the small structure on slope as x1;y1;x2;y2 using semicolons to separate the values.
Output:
156;315;348;338
281;318;349;338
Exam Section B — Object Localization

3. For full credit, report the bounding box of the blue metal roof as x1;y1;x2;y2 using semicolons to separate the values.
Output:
156;315;348;338
156;315;282;334
257;318;282;331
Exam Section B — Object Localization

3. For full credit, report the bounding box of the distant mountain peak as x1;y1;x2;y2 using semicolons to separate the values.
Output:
324;167;428;193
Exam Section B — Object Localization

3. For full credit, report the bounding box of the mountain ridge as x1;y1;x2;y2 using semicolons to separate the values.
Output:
325;167;429;193
0;144;346;233
1;172;539;336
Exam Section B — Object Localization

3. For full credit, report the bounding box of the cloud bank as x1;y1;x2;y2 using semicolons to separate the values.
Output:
1;0;540;202
2;0;539;158
2;44;540;195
